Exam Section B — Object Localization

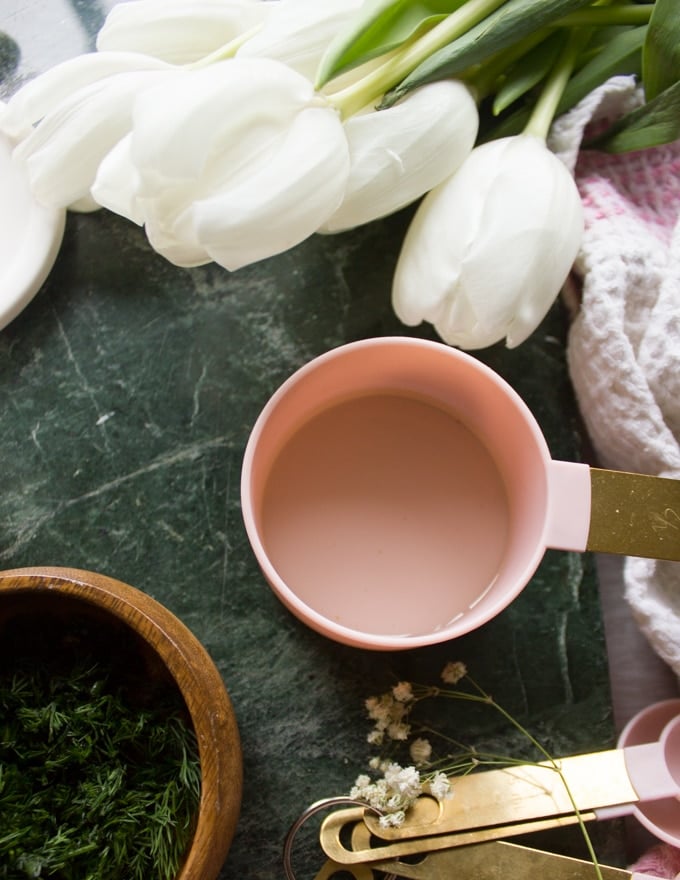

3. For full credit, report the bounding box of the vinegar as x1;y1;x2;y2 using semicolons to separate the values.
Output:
260;392;510;636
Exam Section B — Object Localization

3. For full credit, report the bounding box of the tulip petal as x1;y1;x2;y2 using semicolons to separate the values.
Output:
144;220;212;268
128;59;317;185
96;134;211;265
96;0;271;64
185;105;350;270
320;80;478;233
13;69;169;208
237;0;364;80
91;135;145;225
68;194;101;213
0;52;170;139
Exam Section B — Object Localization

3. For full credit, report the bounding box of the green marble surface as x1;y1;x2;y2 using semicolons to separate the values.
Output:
1;4;621;878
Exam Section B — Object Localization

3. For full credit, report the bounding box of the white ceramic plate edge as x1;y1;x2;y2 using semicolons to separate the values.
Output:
0;112;67;331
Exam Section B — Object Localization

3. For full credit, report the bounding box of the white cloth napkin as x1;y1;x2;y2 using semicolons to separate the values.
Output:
548;77;680;676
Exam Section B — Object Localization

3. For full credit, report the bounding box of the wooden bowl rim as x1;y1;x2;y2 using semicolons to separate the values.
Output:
0;566;242;880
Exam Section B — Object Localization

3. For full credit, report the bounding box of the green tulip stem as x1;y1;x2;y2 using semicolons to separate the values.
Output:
190;24;264;68
469;27;553;101
557;4;653;26
472;0;653;98
523;27;586;140
326;0;509;119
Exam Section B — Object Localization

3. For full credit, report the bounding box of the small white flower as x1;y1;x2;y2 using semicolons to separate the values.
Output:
367;729;384;746
392;134;584;350
379;809;406;828
384;763;422;800
441;661;468;685
365;694;391;722
386;793;406;811
351;761;423;823
392;681;414;703
386;721;411;741
349;773;372;799
429;772;453;801
409;737;432;766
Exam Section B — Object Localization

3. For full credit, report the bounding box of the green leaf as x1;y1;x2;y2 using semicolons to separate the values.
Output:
483;25;645;141
315;0;464;88
383;0;595;105
585;78;680;152
493;31;566;115
643;0;680;100
559;25;645;113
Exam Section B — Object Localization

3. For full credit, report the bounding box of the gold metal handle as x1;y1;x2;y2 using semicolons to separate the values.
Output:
372;840;633;880
587;468;680;561
320;808;594;865
363;749;635;843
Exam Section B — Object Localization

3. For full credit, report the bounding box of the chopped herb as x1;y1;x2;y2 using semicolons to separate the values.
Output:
0;606;201;880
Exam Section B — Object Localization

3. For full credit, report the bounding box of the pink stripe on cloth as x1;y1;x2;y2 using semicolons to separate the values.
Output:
575;142;680;246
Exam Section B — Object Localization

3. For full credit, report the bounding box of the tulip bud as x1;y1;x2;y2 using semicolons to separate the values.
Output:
320;80;478;233
392;134;584;349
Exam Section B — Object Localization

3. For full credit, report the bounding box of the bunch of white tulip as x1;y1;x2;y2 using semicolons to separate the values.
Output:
1;0;479;269
0;0;673;348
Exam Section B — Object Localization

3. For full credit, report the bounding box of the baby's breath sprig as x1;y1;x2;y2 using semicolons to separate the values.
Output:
352;661;603;880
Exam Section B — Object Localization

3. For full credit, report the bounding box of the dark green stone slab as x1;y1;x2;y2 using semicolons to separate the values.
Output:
0;206;618;877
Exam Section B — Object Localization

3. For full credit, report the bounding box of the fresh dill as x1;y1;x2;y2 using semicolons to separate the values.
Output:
0;609;201;880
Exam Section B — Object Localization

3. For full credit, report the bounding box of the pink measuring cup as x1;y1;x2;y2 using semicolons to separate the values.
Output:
240;336;680;650
616;699;680;846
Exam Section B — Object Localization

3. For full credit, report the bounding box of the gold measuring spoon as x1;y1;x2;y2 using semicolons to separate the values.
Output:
338;810;664;880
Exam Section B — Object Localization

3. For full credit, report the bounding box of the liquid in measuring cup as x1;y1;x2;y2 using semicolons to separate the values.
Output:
260;393;510;636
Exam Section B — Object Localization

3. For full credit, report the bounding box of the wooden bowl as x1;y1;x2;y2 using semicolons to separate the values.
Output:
0;566;242;880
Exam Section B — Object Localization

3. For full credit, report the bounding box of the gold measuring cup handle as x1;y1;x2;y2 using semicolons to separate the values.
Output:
587;468;680;561
371;840;661;880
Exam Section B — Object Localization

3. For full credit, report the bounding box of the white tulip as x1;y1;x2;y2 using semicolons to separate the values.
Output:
96;0;271;65
237;0;364;81
0;51;169;141
320;80;478;233
11;65;170;208
92;58;351;270
392;134;584;349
